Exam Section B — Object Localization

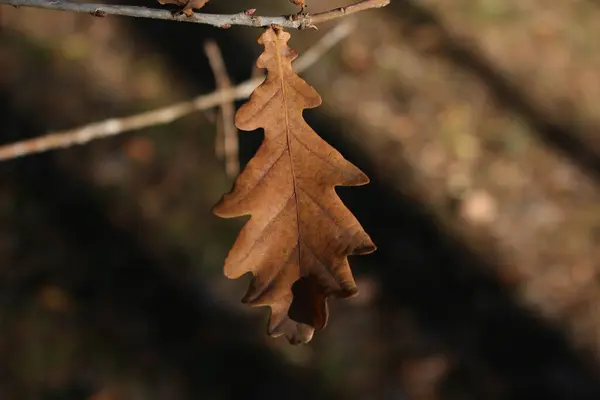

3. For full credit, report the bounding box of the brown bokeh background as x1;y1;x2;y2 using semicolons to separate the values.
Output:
1;0;599;399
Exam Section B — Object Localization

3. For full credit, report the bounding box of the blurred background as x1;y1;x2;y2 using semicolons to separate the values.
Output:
1;0;600;399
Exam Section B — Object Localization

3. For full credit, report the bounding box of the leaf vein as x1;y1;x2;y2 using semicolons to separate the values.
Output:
234;193;295;267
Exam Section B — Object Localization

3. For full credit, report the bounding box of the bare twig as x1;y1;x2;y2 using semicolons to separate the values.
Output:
293;19;355;72
308;0;389;27
0;21;355;161
1;0;389;29
204;40;239;177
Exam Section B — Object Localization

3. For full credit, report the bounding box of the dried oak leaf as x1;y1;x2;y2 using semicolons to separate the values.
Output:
213;27;376;344
157;0;209;16
289;0;306;10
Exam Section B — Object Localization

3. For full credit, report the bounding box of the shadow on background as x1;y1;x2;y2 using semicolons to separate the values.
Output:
389;0;600;182
0;93;334;399
316;112;600;400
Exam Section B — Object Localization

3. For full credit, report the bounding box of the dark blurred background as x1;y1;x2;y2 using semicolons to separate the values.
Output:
1;0;600;399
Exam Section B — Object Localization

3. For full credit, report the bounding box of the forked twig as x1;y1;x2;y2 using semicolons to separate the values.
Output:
1;0;389;29
0;21;355;161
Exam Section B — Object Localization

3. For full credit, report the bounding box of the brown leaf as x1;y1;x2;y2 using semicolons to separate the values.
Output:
213;27;376;344
157;0;209;16
289;0;306;10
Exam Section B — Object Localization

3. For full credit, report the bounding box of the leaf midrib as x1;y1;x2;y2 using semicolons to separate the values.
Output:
276;35;303;275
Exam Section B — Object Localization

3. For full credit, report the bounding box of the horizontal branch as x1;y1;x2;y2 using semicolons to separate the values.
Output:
0;21;355;161
2;0;389;29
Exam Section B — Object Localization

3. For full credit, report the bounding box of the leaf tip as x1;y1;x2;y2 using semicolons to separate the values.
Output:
212;193;245;219
354;170;370;186
354;241;377;256
211;200;226;217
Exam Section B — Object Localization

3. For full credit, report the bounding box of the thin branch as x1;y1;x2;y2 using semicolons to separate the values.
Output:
309;0;390;26
2;0;390;29
204;39;239;178
293;19;355;72
0;21;355;162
